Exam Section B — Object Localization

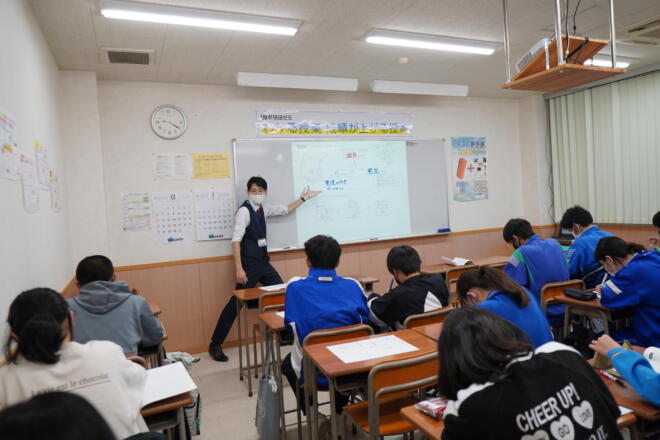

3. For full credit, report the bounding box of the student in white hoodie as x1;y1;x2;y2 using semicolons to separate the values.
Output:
0;288;149;440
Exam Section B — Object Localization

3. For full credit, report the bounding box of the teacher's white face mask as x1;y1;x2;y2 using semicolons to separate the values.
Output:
249;194;266;206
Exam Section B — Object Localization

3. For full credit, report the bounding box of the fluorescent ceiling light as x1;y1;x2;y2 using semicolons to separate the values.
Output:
100;0;301;36
365;29;498;55
371;80;468;96
237;72;358;91
584;55;631;69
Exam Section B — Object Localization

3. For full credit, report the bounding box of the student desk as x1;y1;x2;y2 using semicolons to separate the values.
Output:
258;311;288;437
234;275;379;397
141;392;193;439
400;405;444;440
553;294;634;339
421;255;509;274
410;323;443;341
303;329;437;440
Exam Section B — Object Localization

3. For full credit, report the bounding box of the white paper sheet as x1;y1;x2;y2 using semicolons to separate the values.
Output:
49;170;61;211
20;153;39;212
153;153;192;180
142;362;197;407
35;141;49;190
276;311;285;318
259;283;287;292
122;192;151;231
618;406;632;415
0;109;20;181
327;334;419;364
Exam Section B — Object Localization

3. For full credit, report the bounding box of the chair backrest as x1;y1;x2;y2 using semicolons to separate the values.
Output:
367;352;439;436
259;291;285;313
445;265;477;306
303;323;374;347
403;306;453;329
126;354;148;369
540;279;585;313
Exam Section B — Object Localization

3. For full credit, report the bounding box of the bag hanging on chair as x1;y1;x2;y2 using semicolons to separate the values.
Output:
255;340;281;440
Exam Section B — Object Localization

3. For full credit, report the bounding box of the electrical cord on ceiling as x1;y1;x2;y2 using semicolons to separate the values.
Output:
567;0;586;65
564;0;570;59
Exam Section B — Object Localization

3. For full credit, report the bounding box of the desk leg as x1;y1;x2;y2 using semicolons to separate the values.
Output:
237;298;244;382
563;304;572;340
274;331;287;440
244;300;253;397
304;356;319;440
177;406;187;440
328;379;338;440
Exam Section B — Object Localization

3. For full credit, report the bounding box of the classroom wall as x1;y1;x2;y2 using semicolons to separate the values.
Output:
0;1;72;321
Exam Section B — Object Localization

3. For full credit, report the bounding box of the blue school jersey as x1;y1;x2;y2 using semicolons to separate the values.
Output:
285;268;369;381
478;288;553;348
504;235;569;326
567;225;612;286
600;250;660;347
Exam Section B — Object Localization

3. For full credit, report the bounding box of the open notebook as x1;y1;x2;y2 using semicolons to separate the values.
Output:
142;362;197;407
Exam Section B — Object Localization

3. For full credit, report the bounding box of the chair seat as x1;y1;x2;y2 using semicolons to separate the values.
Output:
343;394;419;436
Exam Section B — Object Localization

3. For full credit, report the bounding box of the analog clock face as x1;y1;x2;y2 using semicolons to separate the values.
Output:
150;105;187;139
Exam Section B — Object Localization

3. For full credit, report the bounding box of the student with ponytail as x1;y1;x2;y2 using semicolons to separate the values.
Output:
0;288;149;440
596;236;660;347
456;267;553;347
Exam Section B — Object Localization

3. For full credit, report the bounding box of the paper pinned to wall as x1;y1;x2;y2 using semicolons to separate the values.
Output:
122;192;151;231
35;141;50;190
49;170;61;211
193;187;233;241
0;109;20;181
192;153;230;179
153;153;192;180
152;190;195;244
451;137;488;202
20;153;39;212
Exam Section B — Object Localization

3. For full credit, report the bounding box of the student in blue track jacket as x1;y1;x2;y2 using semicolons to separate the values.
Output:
595;237;660;347
590;334;660;406
560;206;612;288
281;235;369;414
502;218;569;327
456;267;553;348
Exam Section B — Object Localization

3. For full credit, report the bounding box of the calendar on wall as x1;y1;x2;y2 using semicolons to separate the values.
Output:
194;187;234;241
152;190;195;244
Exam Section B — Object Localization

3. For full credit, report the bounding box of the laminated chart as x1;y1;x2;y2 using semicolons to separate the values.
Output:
152;191;195;244
291;140;411;244
193;187;233;241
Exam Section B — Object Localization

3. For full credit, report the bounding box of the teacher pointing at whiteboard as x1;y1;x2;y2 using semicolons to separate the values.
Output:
209;176;321;362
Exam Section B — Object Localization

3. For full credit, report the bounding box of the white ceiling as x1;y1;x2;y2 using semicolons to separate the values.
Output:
28;0;660;98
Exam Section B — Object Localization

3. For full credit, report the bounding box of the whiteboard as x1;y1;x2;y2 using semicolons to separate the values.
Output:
233;138;449;250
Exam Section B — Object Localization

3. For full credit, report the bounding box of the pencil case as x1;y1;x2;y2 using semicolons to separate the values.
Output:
564;288;597;301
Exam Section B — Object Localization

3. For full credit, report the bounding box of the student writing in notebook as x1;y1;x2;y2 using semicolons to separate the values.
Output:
502;218;569;328
590;334;660;405
456;267;552;347
368;245;448;330
438;307;622;440
595;236;660;347
281;235;368;414
0;288;149;440
560;206;612;288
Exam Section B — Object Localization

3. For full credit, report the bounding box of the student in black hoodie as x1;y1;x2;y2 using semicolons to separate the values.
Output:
368;245;448;330
438;307;622;440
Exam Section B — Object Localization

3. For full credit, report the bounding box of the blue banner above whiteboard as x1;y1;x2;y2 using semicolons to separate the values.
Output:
256;110;412;137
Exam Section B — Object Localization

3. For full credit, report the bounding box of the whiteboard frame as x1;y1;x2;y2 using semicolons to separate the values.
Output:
232;137;451;251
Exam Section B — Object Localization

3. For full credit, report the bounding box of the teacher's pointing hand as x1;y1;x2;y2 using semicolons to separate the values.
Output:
301;185;321;201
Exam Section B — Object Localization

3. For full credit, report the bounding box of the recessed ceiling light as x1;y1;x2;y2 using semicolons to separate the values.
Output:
365;29;498;55
371;80;468;96
100;0;301;36
237;72;358;91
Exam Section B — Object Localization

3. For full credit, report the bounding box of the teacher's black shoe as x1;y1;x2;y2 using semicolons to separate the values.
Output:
209;342;228;362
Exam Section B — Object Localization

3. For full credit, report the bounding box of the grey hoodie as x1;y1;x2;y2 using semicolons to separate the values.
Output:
68;280;164;355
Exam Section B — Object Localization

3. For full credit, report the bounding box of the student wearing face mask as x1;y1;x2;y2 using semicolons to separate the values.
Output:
456;267;553;348
208;176;320;362
502;218;569;328
559;205;613;289
367;245;448;330
595;236;660;347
